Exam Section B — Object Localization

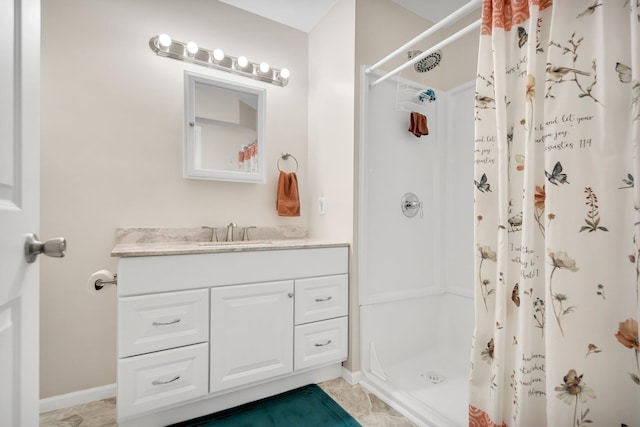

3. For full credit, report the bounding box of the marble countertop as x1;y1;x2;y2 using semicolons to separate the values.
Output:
111;239;349;257
110;226;349;257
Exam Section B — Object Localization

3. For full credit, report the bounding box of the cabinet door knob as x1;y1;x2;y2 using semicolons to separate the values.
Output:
287;292;294;298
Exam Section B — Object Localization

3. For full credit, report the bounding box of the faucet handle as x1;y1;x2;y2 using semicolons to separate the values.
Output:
242;226;257;241
201;226;217;242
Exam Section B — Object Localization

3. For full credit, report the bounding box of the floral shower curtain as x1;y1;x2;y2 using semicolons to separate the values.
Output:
470;0;640;425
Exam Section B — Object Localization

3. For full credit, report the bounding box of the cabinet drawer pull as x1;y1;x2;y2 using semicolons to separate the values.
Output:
315;296;332;302
314;340;332;347
152;318;181;326
152;375;180;385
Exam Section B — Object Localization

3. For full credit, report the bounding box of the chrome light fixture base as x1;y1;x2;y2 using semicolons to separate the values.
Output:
149;35;289;87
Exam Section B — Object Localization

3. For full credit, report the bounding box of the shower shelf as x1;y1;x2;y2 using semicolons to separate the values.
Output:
395;82;431;113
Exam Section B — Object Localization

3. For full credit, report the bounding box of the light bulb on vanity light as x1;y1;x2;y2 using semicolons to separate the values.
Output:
158;33;172;49
186;41;199;55
279;68;290;80
212;49;224;62
237;56;249;69
259;62;270;74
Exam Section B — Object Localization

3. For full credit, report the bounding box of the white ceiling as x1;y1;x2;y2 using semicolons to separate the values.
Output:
218;0;339;32
390;0;469;24
219;0;470;33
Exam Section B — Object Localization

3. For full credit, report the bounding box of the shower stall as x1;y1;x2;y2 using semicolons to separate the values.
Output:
358;70;476;426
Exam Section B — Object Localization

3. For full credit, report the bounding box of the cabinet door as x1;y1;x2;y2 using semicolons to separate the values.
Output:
210;280;293;393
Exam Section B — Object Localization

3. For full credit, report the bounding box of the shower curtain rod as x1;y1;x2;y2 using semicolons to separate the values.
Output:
369;18;481;88
365;0;482;76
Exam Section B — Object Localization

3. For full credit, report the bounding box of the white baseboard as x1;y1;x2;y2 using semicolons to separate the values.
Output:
39;369;360;415
341;367;361;385
40;383;116;414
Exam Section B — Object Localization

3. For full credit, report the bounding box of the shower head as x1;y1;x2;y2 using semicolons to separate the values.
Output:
407;50;442;73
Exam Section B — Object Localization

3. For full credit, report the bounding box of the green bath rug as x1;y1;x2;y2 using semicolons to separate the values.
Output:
168;384;361;427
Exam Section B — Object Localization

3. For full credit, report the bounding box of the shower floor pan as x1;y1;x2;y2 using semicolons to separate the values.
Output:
362;349;468;427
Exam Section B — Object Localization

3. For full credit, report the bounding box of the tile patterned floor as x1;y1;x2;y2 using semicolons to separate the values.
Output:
39;378;416;426
40;397;117;427
320;378;416;427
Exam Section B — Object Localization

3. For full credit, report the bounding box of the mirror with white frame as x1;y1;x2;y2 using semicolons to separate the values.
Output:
184;71;266;183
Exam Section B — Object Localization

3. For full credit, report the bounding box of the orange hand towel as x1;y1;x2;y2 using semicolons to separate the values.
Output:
408;111;429;137
277;171;300;216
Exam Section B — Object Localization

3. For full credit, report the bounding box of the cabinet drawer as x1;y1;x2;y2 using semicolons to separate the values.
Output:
295;275;348;325
117;343;208;419
294;317;348;371
118;289;208;358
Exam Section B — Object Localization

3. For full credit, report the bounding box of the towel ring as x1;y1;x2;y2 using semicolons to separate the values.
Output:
277;153;298;173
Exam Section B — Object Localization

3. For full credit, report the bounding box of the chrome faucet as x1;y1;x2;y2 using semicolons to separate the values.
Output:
226;222;237;242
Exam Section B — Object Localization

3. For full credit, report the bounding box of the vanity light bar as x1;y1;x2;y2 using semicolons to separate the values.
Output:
149;34;290;87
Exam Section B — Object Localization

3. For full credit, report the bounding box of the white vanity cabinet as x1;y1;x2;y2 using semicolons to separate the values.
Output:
114;244;349;426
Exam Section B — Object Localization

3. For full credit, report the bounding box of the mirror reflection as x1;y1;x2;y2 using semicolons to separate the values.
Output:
184;72;266;183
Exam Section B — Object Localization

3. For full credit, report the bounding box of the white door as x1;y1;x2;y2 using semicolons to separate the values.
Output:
210;281;294;393
0;0;44;425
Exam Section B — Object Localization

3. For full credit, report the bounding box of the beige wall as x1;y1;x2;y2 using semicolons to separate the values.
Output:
308;0;356;368
40;0;481;399
40;0;308;398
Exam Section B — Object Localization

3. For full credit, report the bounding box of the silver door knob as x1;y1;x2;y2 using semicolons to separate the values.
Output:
25;233;66;263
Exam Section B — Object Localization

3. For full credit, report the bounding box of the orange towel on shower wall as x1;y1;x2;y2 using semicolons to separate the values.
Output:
277;171;300;216
409;111;429;137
